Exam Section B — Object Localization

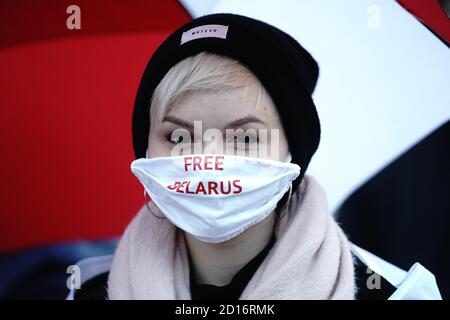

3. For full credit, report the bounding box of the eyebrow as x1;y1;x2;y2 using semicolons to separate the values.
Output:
162;115;194;130
227;116;267;128
162;115;266;130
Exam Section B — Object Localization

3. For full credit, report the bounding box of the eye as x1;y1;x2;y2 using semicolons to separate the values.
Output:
167;131;191;144
169;135;183;144
233;134;258;144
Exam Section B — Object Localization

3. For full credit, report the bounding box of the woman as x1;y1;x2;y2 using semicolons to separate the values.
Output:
103;13;356;300
67;13;442;301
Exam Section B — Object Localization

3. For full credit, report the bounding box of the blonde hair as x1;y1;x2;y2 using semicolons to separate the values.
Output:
149;52;265;129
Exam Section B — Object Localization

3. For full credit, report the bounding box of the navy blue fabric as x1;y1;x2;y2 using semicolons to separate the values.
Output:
337;120;450;299
0;239;117;300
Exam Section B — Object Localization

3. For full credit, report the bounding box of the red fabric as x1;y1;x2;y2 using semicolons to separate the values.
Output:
397;0;450;44
0;0;190;48
0;1;190;252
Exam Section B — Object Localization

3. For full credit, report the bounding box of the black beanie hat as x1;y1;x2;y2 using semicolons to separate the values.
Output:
132;13;321;192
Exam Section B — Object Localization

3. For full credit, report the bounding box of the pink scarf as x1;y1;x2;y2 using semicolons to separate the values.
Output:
107;175;355;299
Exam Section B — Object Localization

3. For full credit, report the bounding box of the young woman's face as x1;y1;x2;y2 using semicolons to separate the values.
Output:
147;73;289;161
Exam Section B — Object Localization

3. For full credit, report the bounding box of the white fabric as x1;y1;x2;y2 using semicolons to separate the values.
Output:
130;154;300;243
350;244;442;300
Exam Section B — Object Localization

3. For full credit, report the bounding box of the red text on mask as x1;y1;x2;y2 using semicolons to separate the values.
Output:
183;155;224;171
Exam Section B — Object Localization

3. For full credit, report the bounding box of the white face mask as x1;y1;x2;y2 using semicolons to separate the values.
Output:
130;153;300;243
